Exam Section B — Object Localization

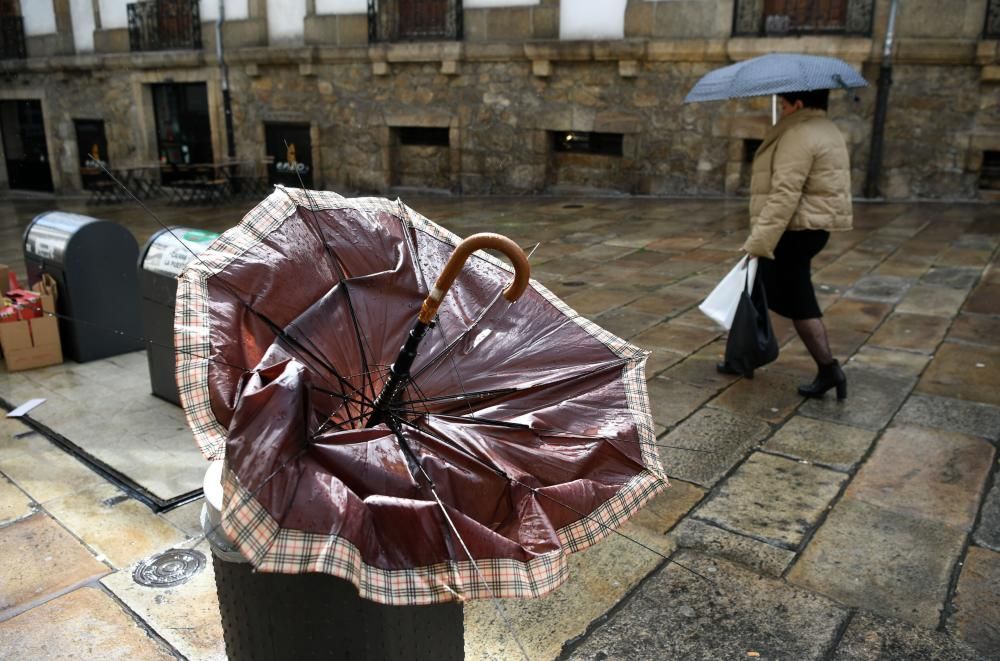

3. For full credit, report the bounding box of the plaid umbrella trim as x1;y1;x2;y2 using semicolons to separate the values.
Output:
220;464;664;605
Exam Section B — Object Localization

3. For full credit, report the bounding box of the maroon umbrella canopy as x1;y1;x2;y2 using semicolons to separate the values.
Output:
176;187;665;605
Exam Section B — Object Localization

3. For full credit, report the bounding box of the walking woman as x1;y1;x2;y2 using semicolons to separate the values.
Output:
718;89;853;399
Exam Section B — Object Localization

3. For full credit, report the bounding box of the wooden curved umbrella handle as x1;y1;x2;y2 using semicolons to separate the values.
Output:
417;233;531;324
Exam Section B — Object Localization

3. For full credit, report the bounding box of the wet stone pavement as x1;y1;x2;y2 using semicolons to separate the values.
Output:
0;193;998;660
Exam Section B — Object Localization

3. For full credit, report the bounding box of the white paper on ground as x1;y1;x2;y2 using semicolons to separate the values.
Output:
698;256;758;330
7;398;46;418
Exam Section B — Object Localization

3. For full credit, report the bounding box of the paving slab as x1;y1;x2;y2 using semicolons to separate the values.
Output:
868;313;951;354
0;513;109;621
0;474;33;526
591;306;664;339
894;392;1000;441
631;321;721;355
895;283;970;317
833;610;984;661
962;282;1000;315
0;433;107;505
946;313;1000;348
920;266;982;290
646;376;715;430
567;552;849;660
0;355;205;504
667;517;795;577
694;452;846;549
661;340;739;391
844;425;994;531
787;498;965;628
626;288;700;318
948;546;1000;658
974;482;1000;552
642;348;686;378
916;343;1000;407
822;298;894;334
843;275;914;303
466;483;700;661
560;286;636;317
659;407;772;488
799;367;915;431
937;248;994;269
101;541;225;661
765;415;877;472
846;346;931;380
708;369;806;424
44;484;188;569
0;586;176;660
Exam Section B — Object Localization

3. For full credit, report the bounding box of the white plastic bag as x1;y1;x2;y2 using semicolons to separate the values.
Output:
698;256;758;330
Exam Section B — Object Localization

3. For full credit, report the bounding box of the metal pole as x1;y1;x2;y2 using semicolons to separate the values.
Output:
771;94;778;126
216;0;236;158
864;0;899;199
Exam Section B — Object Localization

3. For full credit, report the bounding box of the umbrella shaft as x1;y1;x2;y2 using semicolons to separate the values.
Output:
367;320;430;427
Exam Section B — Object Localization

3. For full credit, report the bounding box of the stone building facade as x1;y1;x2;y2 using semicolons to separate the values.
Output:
1;0;1000;200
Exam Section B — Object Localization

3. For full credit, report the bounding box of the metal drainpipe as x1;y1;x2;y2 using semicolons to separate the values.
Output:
864;0;900;199
217;0;236;158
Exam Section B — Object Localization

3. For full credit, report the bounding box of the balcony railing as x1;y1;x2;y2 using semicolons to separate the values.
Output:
127;0;201;52
368;0;463;43
733;0;874;37
0;16;26;59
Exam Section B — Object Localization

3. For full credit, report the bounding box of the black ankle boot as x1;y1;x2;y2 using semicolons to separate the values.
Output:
798;360;847;399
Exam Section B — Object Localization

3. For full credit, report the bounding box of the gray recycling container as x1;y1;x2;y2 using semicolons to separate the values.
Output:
24;211;143;362
201;462;465;661
138;228;219;405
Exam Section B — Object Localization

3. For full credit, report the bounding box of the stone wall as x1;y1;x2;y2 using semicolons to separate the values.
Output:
3;1;1000;200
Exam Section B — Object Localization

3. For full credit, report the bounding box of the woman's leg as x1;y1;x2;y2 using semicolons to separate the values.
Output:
793;317;834;367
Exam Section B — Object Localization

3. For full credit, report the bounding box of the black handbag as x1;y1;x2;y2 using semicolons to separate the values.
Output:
723;267;779;377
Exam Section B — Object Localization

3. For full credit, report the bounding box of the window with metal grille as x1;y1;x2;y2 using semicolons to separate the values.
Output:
368;0;463;42
551;131;624;157
733;0;873;36
398;127;450;147
127;0;201;52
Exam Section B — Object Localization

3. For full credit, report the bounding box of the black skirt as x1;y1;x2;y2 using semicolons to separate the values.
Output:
758;229;830;320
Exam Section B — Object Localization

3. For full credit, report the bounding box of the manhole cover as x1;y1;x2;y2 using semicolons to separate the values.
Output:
133;549;206;588
563;281;586;287
562;204;584;209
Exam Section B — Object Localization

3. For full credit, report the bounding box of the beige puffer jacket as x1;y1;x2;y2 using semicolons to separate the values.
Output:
743;108;853;259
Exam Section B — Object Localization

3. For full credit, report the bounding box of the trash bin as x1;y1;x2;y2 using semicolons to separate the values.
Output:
23;211;143;362
201;462;465;661
138;228;219;405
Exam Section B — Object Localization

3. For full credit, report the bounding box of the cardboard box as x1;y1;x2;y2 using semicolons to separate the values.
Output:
0;291;63;372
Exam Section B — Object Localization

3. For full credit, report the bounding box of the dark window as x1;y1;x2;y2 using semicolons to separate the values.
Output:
551;131;624;157
74;119;109;190
398;127;450;147
0;99;53;192
980;151;1000;190
744;139;762;164
986;0;1000;38
265;122;314;188
0;13;25;60
734;0;872;36
151;82;213;183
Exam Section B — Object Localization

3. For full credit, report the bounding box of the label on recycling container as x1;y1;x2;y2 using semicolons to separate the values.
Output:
143;228;220;277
